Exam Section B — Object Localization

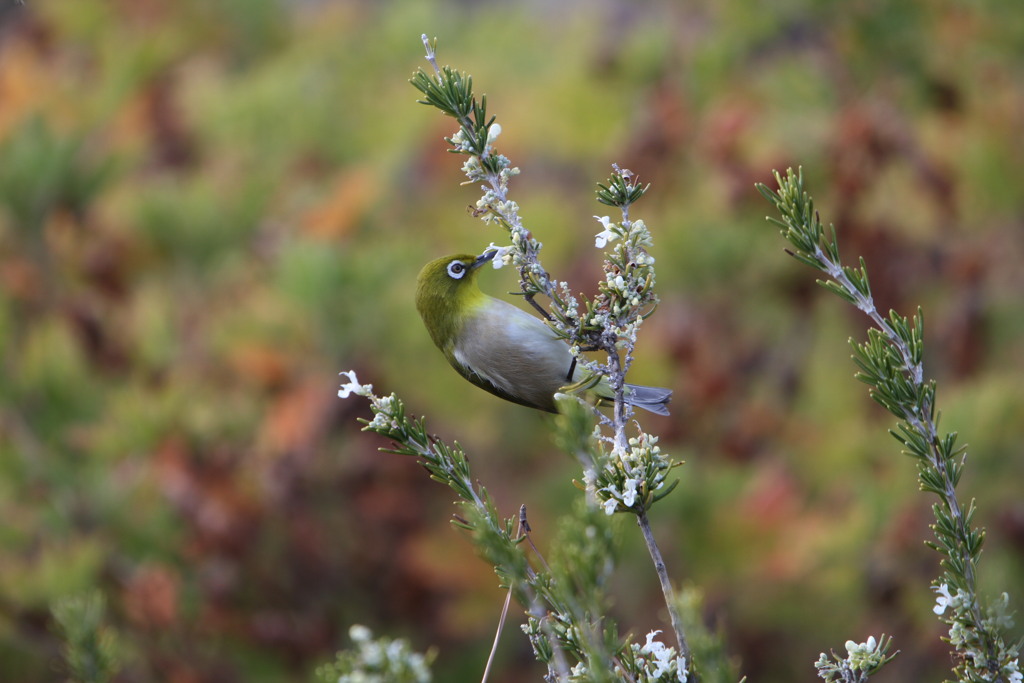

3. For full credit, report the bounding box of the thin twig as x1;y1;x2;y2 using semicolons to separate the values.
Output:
481;588;513;683
482;506;569;682
637;510;690;662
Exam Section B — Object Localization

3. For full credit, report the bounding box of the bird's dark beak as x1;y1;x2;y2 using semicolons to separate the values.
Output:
472;250;498;269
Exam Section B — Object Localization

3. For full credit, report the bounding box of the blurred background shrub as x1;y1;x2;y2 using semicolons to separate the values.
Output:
0;0;1021;680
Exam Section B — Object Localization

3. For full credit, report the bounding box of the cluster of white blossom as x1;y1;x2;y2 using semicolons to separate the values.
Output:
932;585;1022;683
629;630;689;682
592;214;657;340
814;635;893;683
589;433;673;516
632;630;689;682
564;630;687;682
452;123;511;180
454;122;520;221
324;625;432;683
843;637;883;671
599;476;640;515
338;371;402;433
400;40;695;681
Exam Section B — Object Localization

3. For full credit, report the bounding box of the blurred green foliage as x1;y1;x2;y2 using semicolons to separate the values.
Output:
51;591;121;683
0;0;1022;681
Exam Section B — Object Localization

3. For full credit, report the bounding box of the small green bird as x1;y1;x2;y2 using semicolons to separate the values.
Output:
415;251;672;415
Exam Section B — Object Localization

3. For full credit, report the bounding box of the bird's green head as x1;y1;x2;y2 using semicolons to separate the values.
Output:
415;251;497;351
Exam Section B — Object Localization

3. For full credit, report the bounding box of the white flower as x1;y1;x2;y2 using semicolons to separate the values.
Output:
622;478;639;507
366;411;391;431
606;272;627;292
483;243;513;268
601;487;619;515
948;620;969;647
933;583;954;615
651;648;675;677
593;215;619;248
494;199;519;217
639;631;687;681
486;123;502;143
462;156;483;178
362;640;384;667
845;636;876;655
581;466;597;489
1003;659;1019;683
641;630;665;655
338;371;372;399
450;128;473;152
499;165;520;183
349;624;372;642
611;443;629;462
1001;659;1023;683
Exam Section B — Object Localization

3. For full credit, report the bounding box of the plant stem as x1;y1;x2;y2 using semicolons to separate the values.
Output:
636;510;690;663
760;169;1012;681
482;588;512;683
815;247;986;636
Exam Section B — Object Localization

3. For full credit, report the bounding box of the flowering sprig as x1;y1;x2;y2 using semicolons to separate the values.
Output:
397;38;694;679
339;373;593;681
591;434;679;516
584;170;659;437
315;625;435;683
338;372;528;584
409;40;506;180
341;375;700;681
410;36;533;274
932;586;1022;683
356;38;700;683
412;43;677;493
411;37;596;388
569;629;689;682
759;167;1020;682
814;635;896;683
582;169;689;664
628;630;689;682
411;44;665;444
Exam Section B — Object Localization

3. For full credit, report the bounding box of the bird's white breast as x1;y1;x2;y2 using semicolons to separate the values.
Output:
453;297;574;405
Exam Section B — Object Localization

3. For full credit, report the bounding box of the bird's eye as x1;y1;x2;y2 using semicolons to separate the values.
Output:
446;261;467;279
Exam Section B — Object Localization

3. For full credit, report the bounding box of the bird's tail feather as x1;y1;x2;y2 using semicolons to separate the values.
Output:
624;384;673;416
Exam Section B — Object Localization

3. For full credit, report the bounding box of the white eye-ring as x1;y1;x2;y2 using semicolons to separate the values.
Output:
446;260;467;279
